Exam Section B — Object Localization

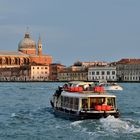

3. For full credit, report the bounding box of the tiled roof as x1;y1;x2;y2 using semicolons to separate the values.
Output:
117;59;140;64
0;51;29;56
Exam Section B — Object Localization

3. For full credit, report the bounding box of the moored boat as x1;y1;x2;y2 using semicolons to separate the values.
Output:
50;82;120;120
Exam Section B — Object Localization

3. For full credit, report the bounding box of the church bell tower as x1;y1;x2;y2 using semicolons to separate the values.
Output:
38;36;42;56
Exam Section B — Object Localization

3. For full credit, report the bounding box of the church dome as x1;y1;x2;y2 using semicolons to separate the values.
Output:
18;32;36;51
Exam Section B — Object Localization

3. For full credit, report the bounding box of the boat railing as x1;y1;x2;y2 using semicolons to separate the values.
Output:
63;86;106;94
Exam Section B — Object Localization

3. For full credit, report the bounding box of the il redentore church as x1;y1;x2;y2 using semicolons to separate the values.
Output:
0;31;53;81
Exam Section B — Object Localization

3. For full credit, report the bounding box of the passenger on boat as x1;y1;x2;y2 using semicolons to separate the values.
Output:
54;86;63;97
63;84;68;90
83;84;89;91
87;84;93;91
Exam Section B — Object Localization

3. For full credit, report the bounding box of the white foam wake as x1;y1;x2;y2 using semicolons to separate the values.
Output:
100;115;140;134
70;120;83;127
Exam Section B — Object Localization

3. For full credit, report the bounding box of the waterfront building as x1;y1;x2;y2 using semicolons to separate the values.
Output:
0;66;30;81
30;65;49;81
49;63;66;81
57;68;88;81
116;59;140;81
0;31;52;81
57;61;108;82
88;66;117;81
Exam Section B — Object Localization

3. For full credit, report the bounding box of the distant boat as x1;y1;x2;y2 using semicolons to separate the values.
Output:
99;82;123;91
50;81;120;120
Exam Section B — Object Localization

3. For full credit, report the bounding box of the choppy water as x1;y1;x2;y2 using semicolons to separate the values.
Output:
0;82;139;140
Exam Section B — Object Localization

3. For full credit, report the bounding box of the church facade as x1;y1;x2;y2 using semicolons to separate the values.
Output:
0;31;52;81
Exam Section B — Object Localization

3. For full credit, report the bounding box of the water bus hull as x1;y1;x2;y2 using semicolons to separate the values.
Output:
51;104;120;120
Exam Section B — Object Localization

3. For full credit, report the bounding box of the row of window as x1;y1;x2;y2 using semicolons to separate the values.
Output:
32;67;48;69
59;73;86;76
61;96;79;110
32;76;48;79
118;71;140;75
89;76;116;80
124;76;140;81
32;71;48;74
89;71;116;75
60;97;115;110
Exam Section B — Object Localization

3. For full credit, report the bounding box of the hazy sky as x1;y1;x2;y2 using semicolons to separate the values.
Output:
0;0;140;66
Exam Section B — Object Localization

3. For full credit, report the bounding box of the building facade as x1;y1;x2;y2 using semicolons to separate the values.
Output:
49;63;66;81
0;66;30;81
88;66;117;81
58;68;88;81
30;65;49;81
116;59;140;82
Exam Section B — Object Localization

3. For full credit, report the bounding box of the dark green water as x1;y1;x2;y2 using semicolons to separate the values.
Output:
0;82;139;140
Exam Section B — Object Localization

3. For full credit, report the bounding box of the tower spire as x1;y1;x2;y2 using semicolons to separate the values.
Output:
38;35;42;45
38;35;42;56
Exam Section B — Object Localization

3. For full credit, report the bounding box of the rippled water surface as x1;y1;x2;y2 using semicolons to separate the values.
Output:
0;82;140;140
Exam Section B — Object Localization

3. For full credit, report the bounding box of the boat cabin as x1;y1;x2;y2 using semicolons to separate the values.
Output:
53;91;117;113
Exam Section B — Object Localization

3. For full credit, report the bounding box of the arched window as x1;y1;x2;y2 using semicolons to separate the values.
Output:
26;58;30;64
0;58;2;64
5;57;8;65
23;58;26;64
9;58;12;65
15;58;20;65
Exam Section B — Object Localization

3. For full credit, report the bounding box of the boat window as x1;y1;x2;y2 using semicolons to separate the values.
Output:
64;97;69;108
61;96;79;110
107;98;115;107
69;97;73;108
73;98;79;110
98;97;105;105
90;97;97;110
90;97;106;109
82;99;88;110
89;97;117;111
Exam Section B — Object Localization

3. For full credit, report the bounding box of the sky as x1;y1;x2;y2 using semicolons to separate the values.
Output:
0;0;140;66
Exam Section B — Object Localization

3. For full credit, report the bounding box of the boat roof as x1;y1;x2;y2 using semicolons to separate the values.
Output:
67;81;94;86
61;91;116;98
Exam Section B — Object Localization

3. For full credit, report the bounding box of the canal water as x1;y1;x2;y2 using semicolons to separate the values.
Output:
0;82;139;140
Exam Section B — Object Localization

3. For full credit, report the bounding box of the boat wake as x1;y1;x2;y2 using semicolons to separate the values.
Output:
70;120;83;127
100;115;140;134
69;115;140;140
